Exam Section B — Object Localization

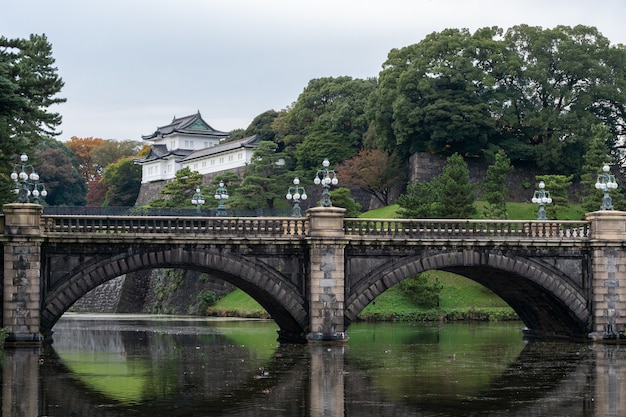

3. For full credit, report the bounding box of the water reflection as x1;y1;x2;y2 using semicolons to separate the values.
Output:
2;315;626;416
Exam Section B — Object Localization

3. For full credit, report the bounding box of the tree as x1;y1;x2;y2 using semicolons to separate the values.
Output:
229;141;289;209
92;140;141;171
328;188;361;217
483;150;514;219
336;148;405;206
0;34;65;204
276;76;377;171
33;139;87;206
397;180;440;218
535;174;573;220
100;156;142;206
66;136;105;182
369;25;626;177
369;27;497;158
437;153;476;219
580;125;626;213
148;167;203;208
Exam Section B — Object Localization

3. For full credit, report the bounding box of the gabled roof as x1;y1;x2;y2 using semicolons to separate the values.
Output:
132;144;193;164
142;111;231;141
181;135;260;163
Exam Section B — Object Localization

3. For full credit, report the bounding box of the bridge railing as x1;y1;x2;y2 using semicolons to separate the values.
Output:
343;218;590;239
41;215;309;237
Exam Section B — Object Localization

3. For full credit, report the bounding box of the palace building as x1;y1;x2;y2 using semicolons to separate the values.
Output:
133;111;260;184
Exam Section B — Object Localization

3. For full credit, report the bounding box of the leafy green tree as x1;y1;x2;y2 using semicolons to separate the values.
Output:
483;150;514;219
369;27;497;158
337;148;405;206
92;140;141;173
535;174;573;220
369;25;626;177
32;139;86;206
0;34;65;204
398;272;443;309
101;156;142;206
328;188;361;217
277;76;377;171
438;153;476;219
148;167;203;208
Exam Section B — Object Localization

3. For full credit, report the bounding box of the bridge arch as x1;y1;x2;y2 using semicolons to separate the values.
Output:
41;247;309;343
345;249;591;339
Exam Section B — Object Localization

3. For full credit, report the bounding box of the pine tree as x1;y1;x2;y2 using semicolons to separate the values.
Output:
483;150;514;219
438;153;476;219
535;175;573;220
580;125;624;212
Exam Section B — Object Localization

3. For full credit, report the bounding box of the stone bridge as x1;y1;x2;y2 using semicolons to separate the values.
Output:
2;203;626;345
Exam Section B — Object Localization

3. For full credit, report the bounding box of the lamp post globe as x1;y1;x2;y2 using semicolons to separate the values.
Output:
286;177;307;217
595;164;618;210
214;181;229;216
11;153;49;204
313;158;338;207
531;181;552;221
191;187;205;214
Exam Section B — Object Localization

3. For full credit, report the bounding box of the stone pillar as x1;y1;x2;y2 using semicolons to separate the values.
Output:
587;210;626;339
2;203;44;345
307;207;348;342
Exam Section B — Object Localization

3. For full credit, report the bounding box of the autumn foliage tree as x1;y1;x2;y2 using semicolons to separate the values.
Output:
337;148;405;206
66;136;105;182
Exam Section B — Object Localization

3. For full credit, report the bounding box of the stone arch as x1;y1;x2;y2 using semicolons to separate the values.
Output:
345;249;590;339
41;247;309;343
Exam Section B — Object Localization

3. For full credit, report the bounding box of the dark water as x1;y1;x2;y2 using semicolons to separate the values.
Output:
3;314;625;416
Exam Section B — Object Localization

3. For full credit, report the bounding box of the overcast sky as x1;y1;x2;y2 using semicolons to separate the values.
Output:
3;1;626;142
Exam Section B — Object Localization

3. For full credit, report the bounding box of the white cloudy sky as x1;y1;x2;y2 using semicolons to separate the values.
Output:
2;0;625;141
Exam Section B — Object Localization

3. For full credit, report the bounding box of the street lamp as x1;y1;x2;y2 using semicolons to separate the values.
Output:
286;177;307;217
191;187;205;214
11;153;48;204
313;158;338;207
595;164;618;210
214;181;229;216
531;181;552;220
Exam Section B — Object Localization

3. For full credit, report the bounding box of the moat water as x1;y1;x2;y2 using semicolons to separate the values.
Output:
3;314;625;416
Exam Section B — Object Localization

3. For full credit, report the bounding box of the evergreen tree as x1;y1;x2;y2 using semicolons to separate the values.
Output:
580;125;625;213
535;174;573;220
397;181;439;218
328;188;361;217
438;153;476;218
148;167;203;208
230;141;289;209
483;150;514;219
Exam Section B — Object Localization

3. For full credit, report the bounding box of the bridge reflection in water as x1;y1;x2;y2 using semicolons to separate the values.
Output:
2;317;626;416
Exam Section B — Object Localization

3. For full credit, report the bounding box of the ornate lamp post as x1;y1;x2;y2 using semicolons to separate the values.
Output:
313;158;338;207
11;153;48;204
595;164;618;210
531;181;552;220
286;177;307;217
214;181;229;216
191;187;205;214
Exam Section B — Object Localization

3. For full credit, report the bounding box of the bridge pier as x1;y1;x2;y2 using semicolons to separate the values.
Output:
307;207;348;342
588;211;626;340
2;203;44;346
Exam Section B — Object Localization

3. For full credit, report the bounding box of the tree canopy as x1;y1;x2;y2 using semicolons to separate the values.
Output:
368;25;626;177
0;34;65;204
